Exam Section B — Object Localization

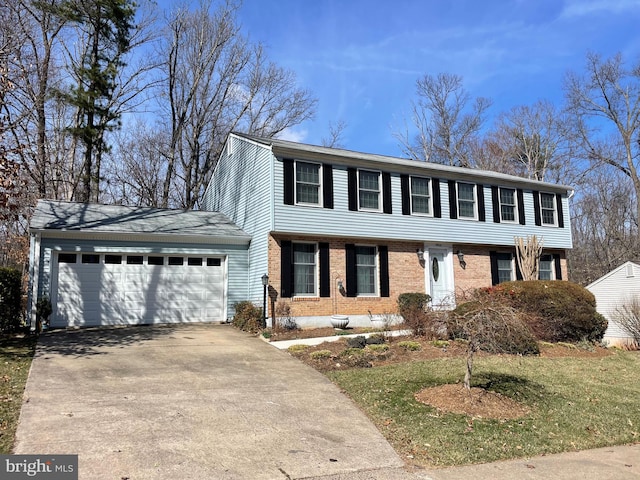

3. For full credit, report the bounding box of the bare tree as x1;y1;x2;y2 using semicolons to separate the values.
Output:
515;235;543;281
448;292;538;389
396;73;491;167
321;119;347;148
491;100;576;184
159;0;316;208
565;52;640;229
615;297;640;347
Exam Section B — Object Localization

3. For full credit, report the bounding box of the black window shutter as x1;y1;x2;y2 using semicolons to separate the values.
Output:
517;189;526;225
515;252;523;281
382;172;392;214
319;242;330;297
533;191;541;226
347;168;358;211
400;175;410;215
553;254;563;280
477;184;486;222
432;178;441;218
556;193;564;228
448;180;458;219
345;243;357;297
283;159;294;205
280;240;293;297
322;164;333;209
489;251;499;286
491;186;501;223
379;245;389;297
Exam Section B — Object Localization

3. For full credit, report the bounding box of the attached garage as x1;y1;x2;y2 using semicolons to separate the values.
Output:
29;200;251;328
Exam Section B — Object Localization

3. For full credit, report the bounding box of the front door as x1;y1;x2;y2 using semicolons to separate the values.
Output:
428;248;454;308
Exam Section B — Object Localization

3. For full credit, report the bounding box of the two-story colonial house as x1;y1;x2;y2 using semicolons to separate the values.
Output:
203;132;572;327
27;132;572;329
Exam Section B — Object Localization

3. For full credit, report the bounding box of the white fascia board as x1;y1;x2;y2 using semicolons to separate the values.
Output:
30;229;251;246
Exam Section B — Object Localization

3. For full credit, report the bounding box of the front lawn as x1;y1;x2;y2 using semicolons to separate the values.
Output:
0;334;36;453
326;349;640;467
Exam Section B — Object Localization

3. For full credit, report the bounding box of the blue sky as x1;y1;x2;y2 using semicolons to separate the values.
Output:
232;0;640;157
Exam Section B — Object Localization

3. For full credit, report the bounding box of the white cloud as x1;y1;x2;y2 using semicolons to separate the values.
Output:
276;128;308;143
561;0;640;17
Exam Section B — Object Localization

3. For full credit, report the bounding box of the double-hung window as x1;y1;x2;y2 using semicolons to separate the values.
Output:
497;253;514;284
499;187;517;222
295;161;321;205
457;182;476;219
539;254;554;280
358;170;381;211
355;246;377;295
292;243;317;295
411;176;431;215
540;192;556;225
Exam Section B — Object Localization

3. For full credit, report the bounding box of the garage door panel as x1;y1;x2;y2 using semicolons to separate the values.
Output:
54;254;225;327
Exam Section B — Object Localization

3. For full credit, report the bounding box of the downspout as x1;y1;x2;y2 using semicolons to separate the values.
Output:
29;233;41;330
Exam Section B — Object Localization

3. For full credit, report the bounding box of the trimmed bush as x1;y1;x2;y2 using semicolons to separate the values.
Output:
232;301;263;334
397;340;422;351
499;281;607;343
0;268;22;333
310;349;333;359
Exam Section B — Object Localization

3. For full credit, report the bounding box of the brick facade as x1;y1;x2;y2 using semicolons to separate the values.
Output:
267;234;568;319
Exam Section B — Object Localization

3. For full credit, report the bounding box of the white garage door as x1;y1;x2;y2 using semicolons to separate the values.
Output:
52;252;225;327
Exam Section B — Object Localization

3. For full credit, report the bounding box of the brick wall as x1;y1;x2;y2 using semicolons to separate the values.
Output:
268;234;568;318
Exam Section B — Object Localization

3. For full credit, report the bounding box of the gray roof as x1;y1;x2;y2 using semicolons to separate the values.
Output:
30;200;250;242
233;132;573;193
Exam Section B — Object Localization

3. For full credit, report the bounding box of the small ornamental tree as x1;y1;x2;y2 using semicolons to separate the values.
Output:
615;297;640;347
449;291;539;389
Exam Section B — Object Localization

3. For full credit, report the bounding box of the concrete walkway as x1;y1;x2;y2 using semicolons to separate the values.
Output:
14;324;640;479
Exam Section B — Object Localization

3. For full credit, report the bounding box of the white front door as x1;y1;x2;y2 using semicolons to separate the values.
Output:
427;247;455;308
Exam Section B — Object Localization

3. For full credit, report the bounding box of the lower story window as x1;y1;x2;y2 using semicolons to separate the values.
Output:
539;255;554;280
496;253;513;284
293;243;316;295
356;246;377;295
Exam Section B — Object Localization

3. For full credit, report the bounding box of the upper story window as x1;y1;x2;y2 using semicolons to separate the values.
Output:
457;182;476;219
293;242;317;296
499;187;517;223
411;176;431;215
295;161;321;205
540;192;557;225
355;245;377;295
358;170;381;211
539;254;554;280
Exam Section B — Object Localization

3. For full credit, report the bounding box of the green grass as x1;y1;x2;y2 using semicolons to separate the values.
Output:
0;334;36;454
327;352;640;467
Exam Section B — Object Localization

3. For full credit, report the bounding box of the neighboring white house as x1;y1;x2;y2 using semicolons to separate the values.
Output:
587;261;640;348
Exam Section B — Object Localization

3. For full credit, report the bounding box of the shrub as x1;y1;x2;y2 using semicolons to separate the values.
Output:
287;344;309;353
36;297;53;332
0;268;22;333
397;292;444;338
397;340;422;351
310;349;333;359
366;344;389;353
274;301;297;331
499;281;607;343
232;301;263;334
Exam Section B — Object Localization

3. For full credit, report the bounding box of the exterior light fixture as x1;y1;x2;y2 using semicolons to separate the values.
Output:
416;248;425;262
457;250;467;270
261;274;269;328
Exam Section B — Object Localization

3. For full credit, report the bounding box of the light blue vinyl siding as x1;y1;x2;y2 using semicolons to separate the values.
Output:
203;135;274;304
273;162;572;249
34;237;248;320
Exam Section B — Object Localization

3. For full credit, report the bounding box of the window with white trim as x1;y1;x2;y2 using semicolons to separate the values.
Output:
355;245;377;295
540;192;556;225
497;253;514;283
358;170;381;211
410;176;431;215
499;187;517;222
457;182;476;219
539;255;554;280
293;242;317;295
295;161;321;205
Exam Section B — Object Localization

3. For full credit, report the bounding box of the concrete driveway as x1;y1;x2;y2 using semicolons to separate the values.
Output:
14;324;405;479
